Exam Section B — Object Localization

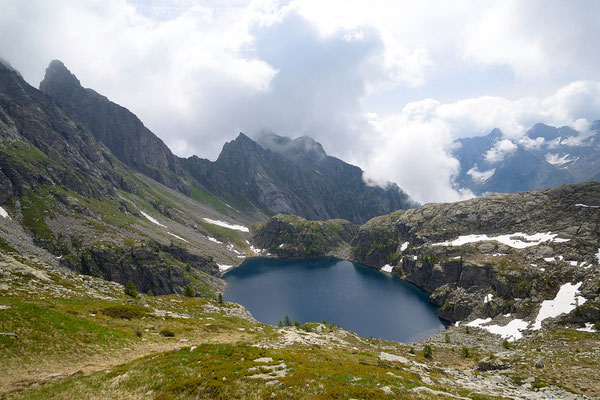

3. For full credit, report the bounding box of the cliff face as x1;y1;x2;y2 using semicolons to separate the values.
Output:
39;60;187;192
251;181;600;327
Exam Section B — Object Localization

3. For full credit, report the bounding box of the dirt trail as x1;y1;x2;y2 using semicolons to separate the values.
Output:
0;331;250;396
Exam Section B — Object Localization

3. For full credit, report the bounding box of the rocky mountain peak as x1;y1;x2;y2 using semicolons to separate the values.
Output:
526;123;561;140
40;59;81;93
256;132;327;164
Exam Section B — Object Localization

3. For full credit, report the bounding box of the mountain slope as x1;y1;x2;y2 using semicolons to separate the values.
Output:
453;123;600;194
0;59;256;297
39;60;187;192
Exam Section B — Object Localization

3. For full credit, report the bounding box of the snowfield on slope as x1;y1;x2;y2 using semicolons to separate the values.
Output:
466;282;587;340
380;264;393;273
203;218;249;232
217;264;234;272
466;317;528;341
0;206;10;219
167;232;188;243
433;232;569;249
532;282;586;330
140;210;166;228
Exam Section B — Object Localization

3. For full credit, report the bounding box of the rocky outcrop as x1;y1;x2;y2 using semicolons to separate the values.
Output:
78;242;221;296
251;181;600;326
251;214;357;258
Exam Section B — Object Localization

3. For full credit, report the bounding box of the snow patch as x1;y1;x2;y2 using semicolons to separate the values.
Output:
218;264;234;272
400;241;409;252
140;211;166;228
0;206;10;219
577;323;596;333
467;166;495;183
167;232;188;243
202;218;249;232
532;282;586;330
596;248;600;264
483;319;529;342
545;153;577;166
207;237;222;244
466;318;492;327
250;245;267;255
381;264;393;273
279;243;284;248
483;293;494;304
575;203;600;208
466;317;527;341
433;232;569;249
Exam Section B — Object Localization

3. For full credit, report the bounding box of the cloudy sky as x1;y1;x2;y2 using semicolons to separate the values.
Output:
2;0;600;203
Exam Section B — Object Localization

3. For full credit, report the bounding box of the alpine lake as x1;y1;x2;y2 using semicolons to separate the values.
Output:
223;257;445;342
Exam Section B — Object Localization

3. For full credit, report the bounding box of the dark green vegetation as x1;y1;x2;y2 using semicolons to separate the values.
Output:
251;214;357;258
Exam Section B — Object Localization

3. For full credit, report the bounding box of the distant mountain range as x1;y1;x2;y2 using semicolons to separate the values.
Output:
453;122;600;195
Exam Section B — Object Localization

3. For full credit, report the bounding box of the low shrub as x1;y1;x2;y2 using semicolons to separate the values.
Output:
160;329;175;337
101;305;148;319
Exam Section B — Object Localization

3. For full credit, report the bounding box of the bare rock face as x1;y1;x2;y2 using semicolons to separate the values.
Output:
40;60;187;192
477;356;509;371
185;132;417;224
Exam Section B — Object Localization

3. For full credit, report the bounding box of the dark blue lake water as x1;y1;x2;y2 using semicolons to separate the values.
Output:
223;257;445;343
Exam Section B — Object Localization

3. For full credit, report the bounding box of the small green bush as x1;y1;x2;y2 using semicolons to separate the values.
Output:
444;333;450;343
124;279;138;298
594;321;600;332
101;305;147;319
502;339;510;349
135;330;143;338
218;293;223;304
294;320;301;328
184;285;195;297
423;344;432;359
284;315;292;327
160;329;175;337
461;346;470;358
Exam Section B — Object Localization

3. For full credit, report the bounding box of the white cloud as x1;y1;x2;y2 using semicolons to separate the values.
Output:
362;112;475;204
518;136;545;150
1;0;600;204
357;81;600;203
484;139;517;163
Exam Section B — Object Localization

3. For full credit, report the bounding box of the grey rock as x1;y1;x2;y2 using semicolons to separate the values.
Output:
534;358;544;368
477;357;509;371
